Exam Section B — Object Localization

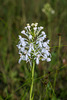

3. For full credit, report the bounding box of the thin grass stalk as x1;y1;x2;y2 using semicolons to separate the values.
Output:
53;35;61;94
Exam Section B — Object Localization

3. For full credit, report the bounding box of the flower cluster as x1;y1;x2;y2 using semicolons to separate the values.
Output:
17;23;51;65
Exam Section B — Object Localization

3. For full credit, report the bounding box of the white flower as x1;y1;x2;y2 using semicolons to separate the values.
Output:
41;31;45;35
25;27;27;30
51;10;55;14
21;30;25;34
47;58;51;62
20;47;25;52
46;40;50;44
35;23;38;27
18;55;25;63
36;54;40;64
17;23;51;65
28;43;34;53
25;54;28;61
43;42;47;47
39;41;42;47
36;57;39;64
21;30;28;37
29;35;32;40
16;43;21;49
27;25;30;30
33;27;37;31
31;23;38;27
42;48;45;53
39;26;43;30
31;23;34;26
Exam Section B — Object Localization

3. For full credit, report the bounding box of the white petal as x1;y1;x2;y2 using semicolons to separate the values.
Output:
40;26;43;29
41;31;45;35
19;35;22;39
45;50;50;56
28;53;31;56
25;27;27;30
38;26;43;30
36;41;38;44
39;41;42;47
35;23;38;27
47;58;51;62
42;48;45;53
20;47;25;52
28;47;31;53
18;58;22;63
21;41;26;47
29;35;32;39
16;44;21;49
31;23;34;26
43;54;47;59
42;58;45;61
30;43;34;50
36;58;39;64
25;54;28;61
27;25;30;30
33;27;37;31
21;30;28;37
21;30;25;33
43;42;47;47
46;40;50;44
18;55;24;63
41;35;46;40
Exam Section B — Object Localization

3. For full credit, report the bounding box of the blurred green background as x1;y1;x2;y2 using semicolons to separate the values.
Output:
0;0;67;100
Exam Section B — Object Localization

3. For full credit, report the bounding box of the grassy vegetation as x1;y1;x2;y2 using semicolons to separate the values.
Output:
0;0;67;100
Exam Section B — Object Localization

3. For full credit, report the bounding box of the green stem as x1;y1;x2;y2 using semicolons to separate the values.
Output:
58;36;61;55
53;36;61;94
30;60;35;100
53;69;57;94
